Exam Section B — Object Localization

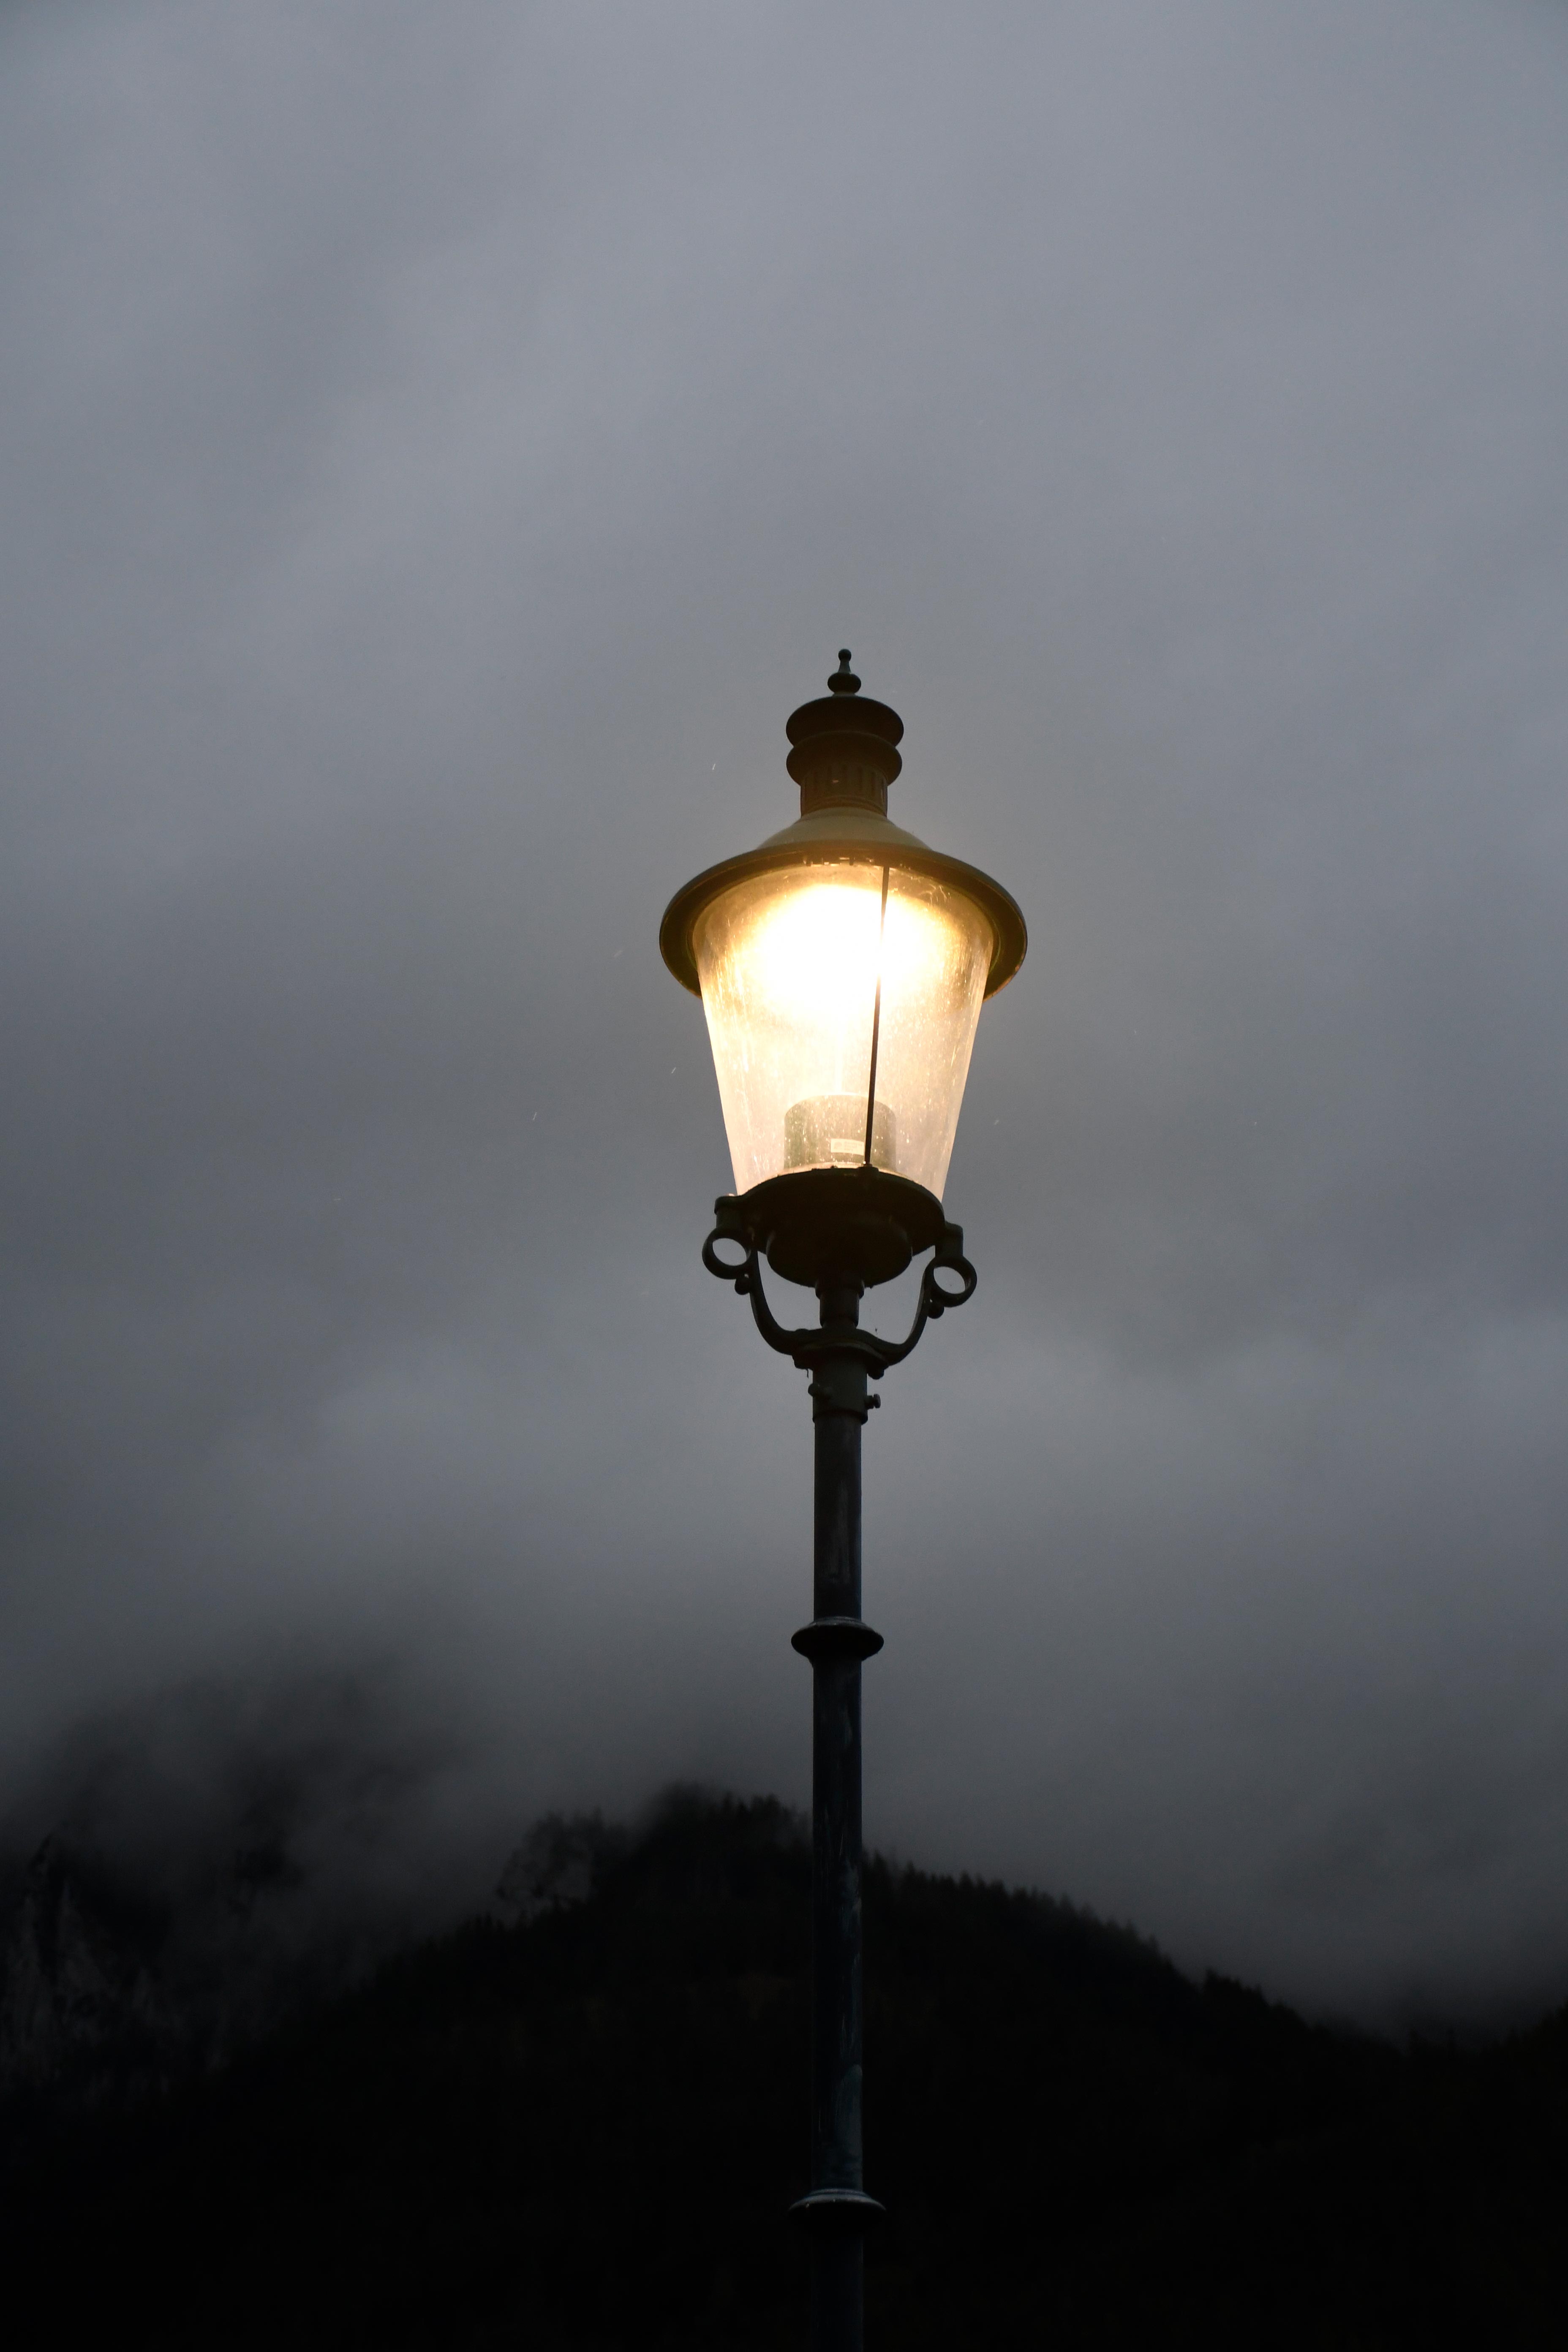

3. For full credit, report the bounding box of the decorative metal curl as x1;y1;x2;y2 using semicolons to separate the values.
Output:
701;1210;976;1381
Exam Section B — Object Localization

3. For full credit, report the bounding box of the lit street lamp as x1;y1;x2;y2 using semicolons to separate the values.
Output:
660;653;1026;2352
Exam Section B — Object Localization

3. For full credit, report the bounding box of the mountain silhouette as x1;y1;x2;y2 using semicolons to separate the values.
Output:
3;1789;1568;2347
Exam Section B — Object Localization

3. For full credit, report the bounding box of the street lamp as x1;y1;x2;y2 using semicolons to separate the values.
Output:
660;652;1026;2352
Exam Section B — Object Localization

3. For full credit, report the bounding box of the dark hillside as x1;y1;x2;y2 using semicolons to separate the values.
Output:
4;1792;1568;2347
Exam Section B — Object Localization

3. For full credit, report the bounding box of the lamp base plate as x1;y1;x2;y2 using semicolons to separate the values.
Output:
730;1168;945;1290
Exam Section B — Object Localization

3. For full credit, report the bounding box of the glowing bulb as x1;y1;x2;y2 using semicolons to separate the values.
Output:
694;861;991;1197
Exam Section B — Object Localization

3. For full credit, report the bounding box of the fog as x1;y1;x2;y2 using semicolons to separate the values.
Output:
3;0;1568;2028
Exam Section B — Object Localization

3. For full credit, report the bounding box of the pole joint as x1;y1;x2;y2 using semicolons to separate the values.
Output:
791;1616;884;1663
806;1350;878;1423
790;2189;886;2232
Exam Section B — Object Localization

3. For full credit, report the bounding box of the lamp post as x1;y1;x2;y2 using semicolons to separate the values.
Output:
660;653;1026;2352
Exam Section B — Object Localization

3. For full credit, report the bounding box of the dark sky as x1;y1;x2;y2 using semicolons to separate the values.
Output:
3;0;1568;2028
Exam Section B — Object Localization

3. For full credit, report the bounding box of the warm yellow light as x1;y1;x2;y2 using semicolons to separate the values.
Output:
743;878;958;1026
743;877;883;1025
693;859;993;1198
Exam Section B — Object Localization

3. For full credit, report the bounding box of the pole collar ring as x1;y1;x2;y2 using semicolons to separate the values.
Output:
789;2189;887;2232
791;1617;885;1663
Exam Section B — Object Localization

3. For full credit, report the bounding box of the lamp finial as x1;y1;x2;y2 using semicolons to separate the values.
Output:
829;650;860;695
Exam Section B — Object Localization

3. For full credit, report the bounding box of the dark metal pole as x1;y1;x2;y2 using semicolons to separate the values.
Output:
700;1182;979;2352
790;1276;884;2352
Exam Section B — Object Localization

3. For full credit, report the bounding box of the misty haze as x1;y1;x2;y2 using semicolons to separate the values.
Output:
4;2;1568;2339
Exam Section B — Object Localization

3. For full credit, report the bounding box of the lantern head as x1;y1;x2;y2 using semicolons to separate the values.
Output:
661;653;1025;1286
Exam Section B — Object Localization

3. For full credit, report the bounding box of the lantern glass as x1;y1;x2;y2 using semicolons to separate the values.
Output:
693;859;993;1198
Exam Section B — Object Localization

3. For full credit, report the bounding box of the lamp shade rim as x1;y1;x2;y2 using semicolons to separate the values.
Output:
659;819;1028;1001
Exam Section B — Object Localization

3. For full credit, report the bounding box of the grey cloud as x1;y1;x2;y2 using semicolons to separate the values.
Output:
2;0;1568;2026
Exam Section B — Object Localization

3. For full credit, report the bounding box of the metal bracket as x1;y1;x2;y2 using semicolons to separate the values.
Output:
701;1195;977;1383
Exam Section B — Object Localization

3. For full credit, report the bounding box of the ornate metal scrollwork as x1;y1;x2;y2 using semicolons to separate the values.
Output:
701;1192;977;1384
